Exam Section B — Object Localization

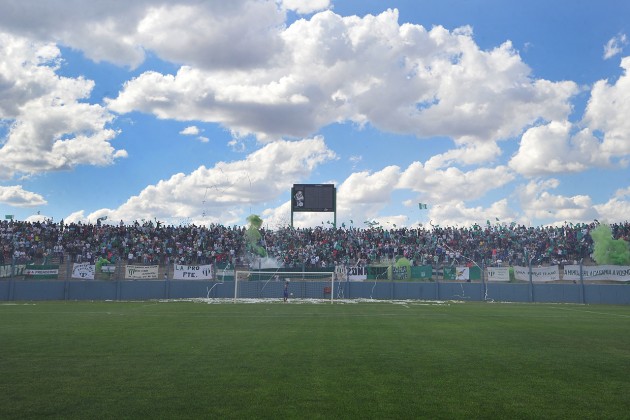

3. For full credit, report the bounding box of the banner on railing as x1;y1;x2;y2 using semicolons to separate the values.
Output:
410;265;432;280
72;262;95;280
392;266;409;280
125;265;159;280
443;266;469;280
347;266;367;281
513;265;560;282
486;267;510;282
101;265;116;273
24;265;59;279
0;264;26;278
564;265;630;282
173;264;213;280
335;266;368;281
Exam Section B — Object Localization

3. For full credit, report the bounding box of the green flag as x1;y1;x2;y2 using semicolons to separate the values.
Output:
418;203;428;210
5;215;13;220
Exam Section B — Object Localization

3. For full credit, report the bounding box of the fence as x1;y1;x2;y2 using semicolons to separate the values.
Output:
1;278;629;304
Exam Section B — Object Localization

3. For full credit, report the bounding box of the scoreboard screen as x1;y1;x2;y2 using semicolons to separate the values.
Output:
291;184;336;212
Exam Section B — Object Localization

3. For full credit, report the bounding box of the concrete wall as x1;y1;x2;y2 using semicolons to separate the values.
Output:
1;279;629;304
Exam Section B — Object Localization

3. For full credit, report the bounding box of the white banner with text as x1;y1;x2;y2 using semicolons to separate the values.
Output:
72;262;95;280
563;265;630;282
125;265;159;280
513;265;560;282
173;264;213;280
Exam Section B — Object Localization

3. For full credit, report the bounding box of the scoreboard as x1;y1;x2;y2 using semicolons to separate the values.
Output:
291;184;336;212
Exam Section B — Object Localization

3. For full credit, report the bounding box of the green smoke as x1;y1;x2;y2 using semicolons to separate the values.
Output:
591;224;630;265
96;257;110;273
394;256;411;280
246;214;267;257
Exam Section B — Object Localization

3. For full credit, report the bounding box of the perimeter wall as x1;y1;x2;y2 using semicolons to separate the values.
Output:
1;279;629;305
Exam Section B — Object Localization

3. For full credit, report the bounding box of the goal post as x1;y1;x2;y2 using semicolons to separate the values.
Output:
234;271;336;302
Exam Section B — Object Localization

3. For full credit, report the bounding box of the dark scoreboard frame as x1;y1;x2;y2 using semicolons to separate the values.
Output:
291;184;337;227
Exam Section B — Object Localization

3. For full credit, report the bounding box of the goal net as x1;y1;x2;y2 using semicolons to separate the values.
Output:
234;271;336;302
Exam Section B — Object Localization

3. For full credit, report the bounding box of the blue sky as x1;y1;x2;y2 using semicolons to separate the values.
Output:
0;0;629;229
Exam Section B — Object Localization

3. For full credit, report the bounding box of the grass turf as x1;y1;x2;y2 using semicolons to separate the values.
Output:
1;300;629;419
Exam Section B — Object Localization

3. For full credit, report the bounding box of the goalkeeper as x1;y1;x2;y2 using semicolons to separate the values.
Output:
283;280;289;302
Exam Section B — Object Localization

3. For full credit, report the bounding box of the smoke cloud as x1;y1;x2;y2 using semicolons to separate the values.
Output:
590;224;630;265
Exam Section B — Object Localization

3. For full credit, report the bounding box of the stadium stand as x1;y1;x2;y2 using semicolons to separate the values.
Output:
2;219;625;273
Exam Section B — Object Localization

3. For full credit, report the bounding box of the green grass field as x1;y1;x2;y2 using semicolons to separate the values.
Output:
1;299;629;419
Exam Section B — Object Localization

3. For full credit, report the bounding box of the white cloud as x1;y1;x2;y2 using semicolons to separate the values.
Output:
281;0;330;15
583;56;630;156
180;126;200;135
268;160;520;228
425;142;502;169
515;179;598;223
349;155;362;168
75;136;337;224
509;121;610;176
180;125;209;142
0;185;47;207
397;161;515;203
0;1;286;70
422;199;516;228
2;2;628;227
107;9;578;144
135;1;285;70
595;187;630;222
0;32;125;179
507;56;630;178
603;33;627;60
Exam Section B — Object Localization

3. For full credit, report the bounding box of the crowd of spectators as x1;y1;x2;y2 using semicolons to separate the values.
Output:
2;218;628;270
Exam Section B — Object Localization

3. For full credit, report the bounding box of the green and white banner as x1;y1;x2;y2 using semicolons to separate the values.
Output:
72;262;95;280
125;265;159;280
410;265;433;280
24;265;59;279
443;266;469;280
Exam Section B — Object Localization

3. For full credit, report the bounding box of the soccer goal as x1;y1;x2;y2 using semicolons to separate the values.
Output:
234;271;336;302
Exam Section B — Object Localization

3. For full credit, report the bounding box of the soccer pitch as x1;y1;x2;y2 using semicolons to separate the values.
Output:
1;300;629;419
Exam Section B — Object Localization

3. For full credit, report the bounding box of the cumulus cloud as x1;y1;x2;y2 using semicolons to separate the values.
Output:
0;185;47;207
583;56;630;156
0;32;126;179
509;121;610;176
180;125;208;142
272;159;520;228
1;2;628;226
73;136;336;224
515;179;598;223
135;1;285;70
180;126;200;135
107;9;578;145
507;56;630;178
594;187;630;223
425;142;503;169
421;199;516;228
0;0;286;70
397;161;515;203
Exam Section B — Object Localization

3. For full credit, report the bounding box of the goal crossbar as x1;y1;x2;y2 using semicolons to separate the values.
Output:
234;271;336;303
